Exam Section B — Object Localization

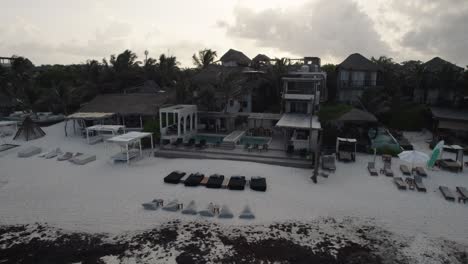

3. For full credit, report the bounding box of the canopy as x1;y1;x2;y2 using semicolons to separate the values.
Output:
66;112;115;120
106;132;154;165
107;132;152;144
276;114;321;130
86;125;125;133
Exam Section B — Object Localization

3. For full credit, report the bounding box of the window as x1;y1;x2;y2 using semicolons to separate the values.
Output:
290;102;307;114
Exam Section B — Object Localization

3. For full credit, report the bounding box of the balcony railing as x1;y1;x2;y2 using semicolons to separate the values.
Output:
339;80;382;89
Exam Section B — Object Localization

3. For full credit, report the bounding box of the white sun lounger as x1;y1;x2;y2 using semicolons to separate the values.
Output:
218;205;234;219
70;154;96;165
199;203;216;217
181;200;197;215
17;146;41;158
162;199;180;212
239;205;255;219
45;148;62;159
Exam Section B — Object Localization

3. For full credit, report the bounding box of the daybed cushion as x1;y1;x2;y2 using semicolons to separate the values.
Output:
18;146;41;158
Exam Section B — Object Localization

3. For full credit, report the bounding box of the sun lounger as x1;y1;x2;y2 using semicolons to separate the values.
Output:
164;171;186;184
184;138;195;148
439;186;455;201
322;155;336;172
400;165;411;176
439;159;462;173
218;205;234;219
57;152;73;161
405;177;415;190
247;145;254;152
70;154;96;165
414;175;427;192
200;177;209;185
239;205;255;219
163;199;181;211
142;199;163;211
17;146;41;157
45;148;62;159
394;177;407;190
415;166;427;177
172;138;183;146
181;200;198;215
184;173;204;186
367;162;378;176
199;203;216;217
380;163;394;177
0;144;19;152
206;174;224;189
228;176;246;190
250;177;267;192
456;187;468;203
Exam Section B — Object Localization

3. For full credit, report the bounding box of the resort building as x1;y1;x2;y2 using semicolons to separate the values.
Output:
431;107;468;146
336;53;382;103
160;105;198;144
0;57;13;67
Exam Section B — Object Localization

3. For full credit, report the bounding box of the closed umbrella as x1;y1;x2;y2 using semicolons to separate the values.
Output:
398;150;429;170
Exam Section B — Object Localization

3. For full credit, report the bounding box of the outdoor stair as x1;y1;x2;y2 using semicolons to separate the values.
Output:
218;142;236;150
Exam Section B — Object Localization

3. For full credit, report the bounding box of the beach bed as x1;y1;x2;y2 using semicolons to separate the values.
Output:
17;146;41;158
400;165;411;176
414;175;427;192
184;173;204;187
338;151;353;162
228;176;246;190
367;162;378;176
456;187;468;203
439;186;455;201
405;177;415;190
380;163;394;177
221;177;230;189
322;155;336;172
414;166;428;177
70;154;96;165
438;159;462;173
164;171;186;184
206;174;224;189
394;177;407;190
250;177;267;192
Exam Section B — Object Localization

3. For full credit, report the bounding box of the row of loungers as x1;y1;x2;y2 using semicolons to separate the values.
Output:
141;199;255;219
17;146;96;165
164;171;267;192
439;186;468;203
368;162;428;178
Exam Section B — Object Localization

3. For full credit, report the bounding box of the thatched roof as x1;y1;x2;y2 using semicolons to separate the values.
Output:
423;57;463;73
338;53;381;71
252;54;270;62
78;94;172;116
337;108;378;123
220;49;251;66
431;107;468;122
124;80;162;94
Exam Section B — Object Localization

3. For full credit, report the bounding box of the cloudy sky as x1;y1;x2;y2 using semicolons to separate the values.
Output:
1;0;467;67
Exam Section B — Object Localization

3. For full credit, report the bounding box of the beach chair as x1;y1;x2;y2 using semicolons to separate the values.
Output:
367;162;378;176
57;152;73;161
414;166;427;177
228;176;246;190
163;199;182;211
184;173;204;186
239;205;255;219
172;138;183;147
405;177;415;190
142;199;163;211
456;187;468;203
218;205;234;219
394;177;407;190
258;144;264;152
414;175;427;192
399;165;411;176
184;138;195;148
164;171;186;184
247;144;253;152
250;177;267;192
181;200;198;215
206;174;224;189
322;155;336;172
263;144;269;152
439;186;455;201
199;203;216;217
380;162;394;177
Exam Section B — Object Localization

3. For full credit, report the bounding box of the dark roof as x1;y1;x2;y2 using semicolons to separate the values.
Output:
337;53;381;71
423;57;464;73
192;65;243;85
124;80;162;94
337;108;378;123
252;54;271;62
78;94;172;116
220;49;251;66
431;107;468;122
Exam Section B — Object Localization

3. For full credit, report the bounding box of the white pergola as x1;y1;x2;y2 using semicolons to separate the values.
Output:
159;105;197;142
106;132;154;164
85;125;125;144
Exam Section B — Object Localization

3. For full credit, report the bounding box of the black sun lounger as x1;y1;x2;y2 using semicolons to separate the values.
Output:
164;171;186;184
184;173;204;187
368;162;378;176
439;186;455;201
456;187;468;203
228;176;246;190
380;163;394;177
206;174;224;189
400;165;411;176
250;177;267;192
414;175;427;192
394;177;407;190
415;166;427;177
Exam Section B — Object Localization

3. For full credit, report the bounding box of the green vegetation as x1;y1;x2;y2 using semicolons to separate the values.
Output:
374;145;402;157
143;119;160;147
388;104;429;130
318;104;352;123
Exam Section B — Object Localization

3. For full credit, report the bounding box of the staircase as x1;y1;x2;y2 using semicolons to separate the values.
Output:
218;141;236;150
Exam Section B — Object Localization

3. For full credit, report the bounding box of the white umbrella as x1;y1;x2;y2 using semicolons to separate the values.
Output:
398;150;429;170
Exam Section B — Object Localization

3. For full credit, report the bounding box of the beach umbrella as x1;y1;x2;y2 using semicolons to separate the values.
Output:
398;150;429;170
427;141;444;168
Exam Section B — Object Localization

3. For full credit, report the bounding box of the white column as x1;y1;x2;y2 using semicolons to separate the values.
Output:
177;113;181;137
195;113;198;131
150;135;154;156
139;116;143;129
159;111;163;130
166;112;169;127
139;139;142;157
126;144;130;165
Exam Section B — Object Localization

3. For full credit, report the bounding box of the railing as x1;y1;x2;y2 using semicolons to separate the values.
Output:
339;80;382;89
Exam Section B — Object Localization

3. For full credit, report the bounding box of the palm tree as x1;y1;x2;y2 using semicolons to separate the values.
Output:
264;58;290;110
10;56;37;112
192;49;217;69
157;54;179;87
216;70;243;113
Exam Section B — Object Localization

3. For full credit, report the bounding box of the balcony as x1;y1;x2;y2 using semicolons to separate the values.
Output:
339;80;382;90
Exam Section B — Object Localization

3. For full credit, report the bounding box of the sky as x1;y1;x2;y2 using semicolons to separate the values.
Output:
1;0;467;68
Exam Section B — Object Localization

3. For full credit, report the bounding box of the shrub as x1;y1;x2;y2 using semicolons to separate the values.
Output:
375;145;402;157
388;104;429;130
142;119;160;147
318;104;352;123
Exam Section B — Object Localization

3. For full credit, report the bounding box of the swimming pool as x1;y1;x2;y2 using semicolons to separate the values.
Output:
194;134;225;144
239;136;271;146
